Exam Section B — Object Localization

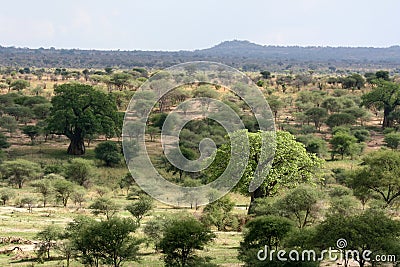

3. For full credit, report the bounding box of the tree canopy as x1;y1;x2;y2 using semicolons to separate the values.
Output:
361;81;400;128
47;83;119;155
208;131;323;208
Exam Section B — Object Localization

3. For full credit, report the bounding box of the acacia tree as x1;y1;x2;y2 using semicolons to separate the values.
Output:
276;185;320;229
67;216;142;267
349;150;400;206
47;83;119;155
208;131;323;210
159;216;215;267
305;107;328;131
0;159;41;188
361;81;400;128
315;210;400;267
126;194;154;225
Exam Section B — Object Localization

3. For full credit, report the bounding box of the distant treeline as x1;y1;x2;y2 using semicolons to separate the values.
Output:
1;40;400;72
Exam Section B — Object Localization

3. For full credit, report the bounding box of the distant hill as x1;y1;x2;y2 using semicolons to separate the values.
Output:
1;40;399;71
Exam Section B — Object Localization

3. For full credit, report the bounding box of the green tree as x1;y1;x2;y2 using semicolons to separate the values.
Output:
0;132;10;149
36;225;62;259
375;70;390;81
238;215;294;266
144;214;170;251
4;105;33;122
208;131;323;209
0;188;15;205
361;80;400;128
296;135;328;158
146;125;160;141
0;116;18;136
47;83;119;155
159;216;215;267
165;147;196;181
326;113;356;128
315;210;400;267
94;141;122;166
53;178;75;207
20;196;35;213
260;70;271;79
329;131;357;160
22;125;41;143
126;194;153;225
276;185;319;228
32;179;52;207
64;158;94;187
67;216;142;267
32;103;52;120
10;79;30;91
201;196;236;231
267;95;284;122
0;159;41;188
384;132;400;150
110;72;132;90
305;107;328;130
89;197;119;220
349;150;400;206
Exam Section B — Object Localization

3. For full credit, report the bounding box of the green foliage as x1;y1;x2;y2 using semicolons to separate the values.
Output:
348;150;400;206
20;196;35;212
201;196;237;231
126;194;154;224
0;132;10;149
296;135;328;158
384;132;400;150
67;216;142;267
146;125;160;141
208;131;323;204
305;107;328;130
276;185;320;228
0;188;15;205
22;125;41;143
53;178;75;207
149;112;168;129
0;116;18;135
352;128;370;142
315;210;400;267
361;80;400;128
32;179;53;207
326;113;356;128
64;158;94;187
94;141;122;166
329;130;357;159
47;83;119;155
32;103;52;120
89;197;119;219
267;95;284;121
375;70;390;81
4;105;32;122
328;195;358;216
327;184;352;198
238;215;294;266
159;216;215;267
144;214;170;251
36;225;62;259
341;73;365;89
10;79;29;91
0;159;41;188
260;70;271;79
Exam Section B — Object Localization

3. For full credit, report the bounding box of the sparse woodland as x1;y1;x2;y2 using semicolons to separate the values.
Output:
1;64;400;267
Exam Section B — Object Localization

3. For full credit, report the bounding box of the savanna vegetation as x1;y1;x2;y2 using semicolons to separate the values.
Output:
1;63;400;267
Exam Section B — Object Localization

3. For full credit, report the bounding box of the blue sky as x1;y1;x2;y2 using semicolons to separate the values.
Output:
0;0;399;50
